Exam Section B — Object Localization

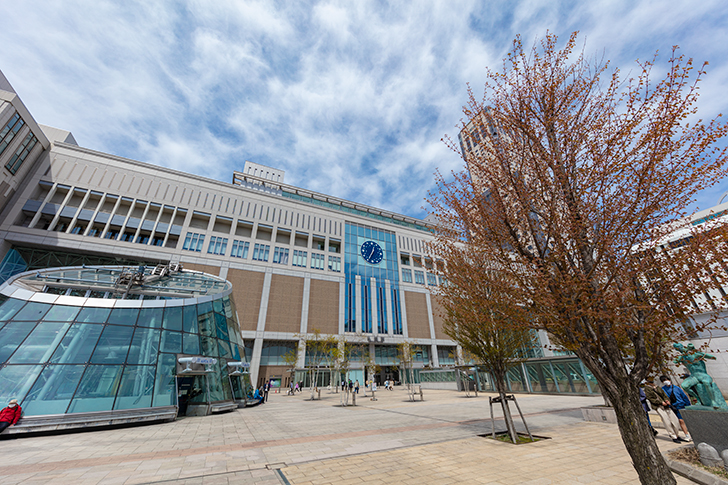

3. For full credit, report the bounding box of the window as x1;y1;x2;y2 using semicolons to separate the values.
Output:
292;250;307;267
207;236;228;255
252;243;270;261
273;247;289;265
427;273;438;286
328;255;341;272
0;113;24;158
5;132;38;174
182;232;205;252
402;269;413;283
414;270;425;285
311;253;325;270
231;240;249;259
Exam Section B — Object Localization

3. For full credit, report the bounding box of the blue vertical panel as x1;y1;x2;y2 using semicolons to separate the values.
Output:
114;366;155;409
152;354;176;407
66;365;123;413
21;365;85;415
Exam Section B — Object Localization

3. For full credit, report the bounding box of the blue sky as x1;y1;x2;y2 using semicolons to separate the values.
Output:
1;1;727;219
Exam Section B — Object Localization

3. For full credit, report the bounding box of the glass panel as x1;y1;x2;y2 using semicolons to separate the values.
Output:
67;365;123;413
566;361;590;393
160;331;182;353
197;303;215;336
0;321;38;362
182;305;197;333
524;362;558;393
13;302;51;321
0;299;26;321
91;326;134;364
76;307;111;324
182;332;200;355
214;313;229;340
187;374;208;404
213;298;224;316
217;339;231;359
162;306;183;332
137;308;163;328
200;336;218;357
42;305;81;322
9;321;70;363
208;361;231;402
506;365;527;392
0;365;43;405
50;323;104;364
107;308;139;326
114;366;155;409
552;362;575;393
126;327;160;365
231;344;241;361
584;365;600;394
21;365;85;415
152;354;176;407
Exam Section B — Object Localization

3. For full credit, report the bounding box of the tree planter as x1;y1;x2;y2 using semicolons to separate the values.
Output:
581;405;617;424
479;432;549;444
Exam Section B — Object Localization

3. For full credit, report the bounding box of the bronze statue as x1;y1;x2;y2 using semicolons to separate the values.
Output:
673;343;728;410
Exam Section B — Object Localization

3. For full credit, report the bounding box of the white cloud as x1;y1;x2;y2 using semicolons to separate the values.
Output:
1;0;726;217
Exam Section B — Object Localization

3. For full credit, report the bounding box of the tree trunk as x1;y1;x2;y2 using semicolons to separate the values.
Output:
607;377;676;484
493;369;518;444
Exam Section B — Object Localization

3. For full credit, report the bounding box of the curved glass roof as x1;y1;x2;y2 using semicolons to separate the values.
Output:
10;265;230;300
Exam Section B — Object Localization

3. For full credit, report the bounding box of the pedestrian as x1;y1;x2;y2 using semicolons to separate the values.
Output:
0;399;21;433
355;380;360;394
342;380;346;391
289;380;295;395
639;387;658;436
660;375;693;442
384;379;389;390
295;382;300;393
644;377;687;443
348;379;353;392
263;380;270;402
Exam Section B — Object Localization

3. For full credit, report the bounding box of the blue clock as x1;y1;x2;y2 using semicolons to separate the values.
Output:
360;240;384;265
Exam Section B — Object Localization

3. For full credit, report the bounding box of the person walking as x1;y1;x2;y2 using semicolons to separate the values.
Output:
644;378;687;443
263;380;270;402
355;380;360;394
660;375;693;442
0;399;21;433
639;387;658;436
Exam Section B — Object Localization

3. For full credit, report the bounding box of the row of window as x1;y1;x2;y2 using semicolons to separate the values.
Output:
0;113;24;158
182;232;340;272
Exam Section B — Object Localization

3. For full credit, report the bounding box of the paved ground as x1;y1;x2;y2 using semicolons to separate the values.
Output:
0;387;693;484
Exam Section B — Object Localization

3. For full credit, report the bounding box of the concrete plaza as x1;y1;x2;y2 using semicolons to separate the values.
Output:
0;388;693;484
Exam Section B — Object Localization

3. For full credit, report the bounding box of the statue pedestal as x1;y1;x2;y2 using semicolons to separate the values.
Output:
682;408;728;468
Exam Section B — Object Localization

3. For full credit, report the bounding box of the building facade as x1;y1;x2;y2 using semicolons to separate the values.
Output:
0;70;457;391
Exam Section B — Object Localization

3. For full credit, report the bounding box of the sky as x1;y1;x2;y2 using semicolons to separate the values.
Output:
1;0;727;220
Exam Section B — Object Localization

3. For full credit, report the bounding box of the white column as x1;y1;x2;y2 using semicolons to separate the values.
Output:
400;288;409;338
250;269;273;386
300;274;311;334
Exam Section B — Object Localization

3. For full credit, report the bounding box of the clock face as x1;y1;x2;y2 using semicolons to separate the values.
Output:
360;240;384;265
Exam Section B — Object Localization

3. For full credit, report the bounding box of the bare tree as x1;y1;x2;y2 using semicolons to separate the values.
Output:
434;247;535;443
430;32;728;484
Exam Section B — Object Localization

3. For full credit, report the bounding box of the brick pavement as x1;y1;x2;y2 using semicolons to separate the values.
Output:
0;388;693;484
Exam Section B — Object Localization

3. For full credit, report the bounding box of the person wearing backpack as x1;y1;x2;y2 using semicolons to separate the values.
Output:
660;375;693;442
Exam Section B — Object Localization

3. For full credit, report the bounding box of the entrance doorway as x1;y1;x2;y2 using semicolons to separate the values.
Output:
176;374;208;416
